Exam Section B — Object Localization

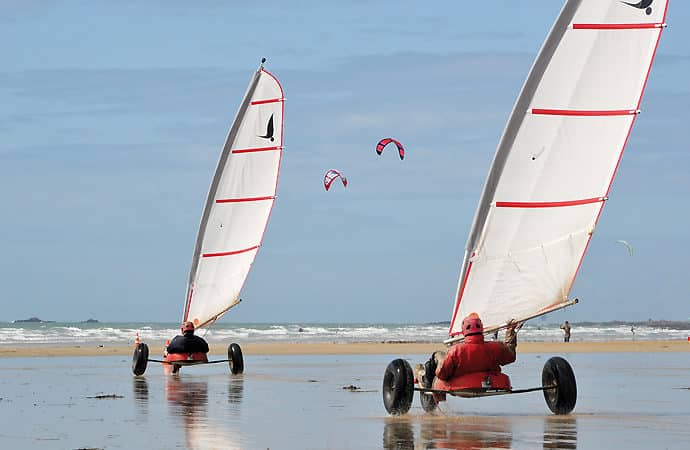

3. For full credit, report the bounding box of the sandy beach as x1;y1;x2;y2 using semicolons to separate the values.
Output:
1;339;688;358
1;350;689;449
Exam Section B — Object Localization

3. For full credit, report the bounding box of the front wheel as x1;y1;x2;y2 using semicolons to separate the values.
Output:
228;343;244;374
382;359;414;415
542;356;577;414
132;343;149;376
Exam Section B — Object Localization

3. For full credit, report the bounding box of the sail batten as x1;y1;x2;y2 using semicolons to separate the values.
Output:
183;65;284;328
572;22;665;29
215;196;275;203
531;108;638;116
495;198;605;209
231;146;282;154
250;98;283;105
201;245;260;258
449;0;668;337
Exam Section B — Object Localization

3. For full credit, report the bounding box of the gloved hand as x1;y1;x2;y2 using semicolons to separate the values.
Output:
423;353;438;388
504;320;523;348
433;350;447;365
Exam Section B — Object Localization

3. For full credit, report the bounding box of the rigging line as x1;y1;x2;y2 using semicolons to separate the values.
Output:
508;252;522;273
475;228;591;263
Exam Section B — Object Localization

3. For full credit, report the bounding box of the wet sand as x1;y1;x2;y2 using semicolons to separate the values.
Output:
0;350;689;449
1;339;689;358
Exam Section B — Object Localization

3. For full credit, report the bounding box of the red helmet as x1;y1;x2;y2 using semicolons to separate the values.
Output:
181;321;195;333
461;313;483;336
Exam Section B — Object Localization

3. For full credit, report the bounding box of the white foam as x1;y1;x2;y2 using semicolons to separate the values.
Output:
0;322;687;345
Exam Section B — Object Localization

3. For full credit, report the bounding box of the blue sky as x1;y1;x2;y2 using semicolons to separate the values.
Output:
1;1;688;324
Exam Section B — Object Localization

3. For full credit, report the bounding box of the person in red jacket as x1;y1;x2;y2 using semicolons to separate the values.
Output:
422;313;522;388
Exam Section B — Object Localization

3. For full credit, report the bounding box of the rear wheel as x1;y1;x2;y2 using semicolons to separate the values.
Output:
382;359;414;415
132;343;149;376
542;356;577;414
420;389;438;413
228;343;244;374
419;357;438;413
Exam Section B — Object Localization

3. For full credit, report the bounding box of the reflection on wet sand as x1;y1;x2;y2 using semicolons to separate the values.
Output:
133;376;149;403
383;419;414;450
543;416;577;449
166;376;209;420
133;377;149;422
384;416;513;450
165;375;245;450
383;415;578;449
228;375;244;406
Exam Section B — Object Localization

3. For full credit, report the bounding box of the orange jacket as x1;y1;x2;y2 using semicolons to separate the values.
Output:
436;334;516;381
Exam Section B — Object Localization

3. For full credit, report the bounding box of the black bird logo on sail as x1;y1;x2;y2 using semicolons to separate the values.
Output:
258;114;275;142
621;0;653;15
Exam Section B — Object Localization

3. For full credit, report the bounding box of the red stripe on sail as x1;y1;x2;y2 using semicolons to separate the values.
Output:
573;23;664;30
215;196;275;203
242;68;285;273
185;69;286;329
250;98;283;105
218;68;286;327
202;245;259;258
567;6;668;297
449;257;474;337
183;285;194;322
496;198;605;208
531;108;638;116
231;146;281;154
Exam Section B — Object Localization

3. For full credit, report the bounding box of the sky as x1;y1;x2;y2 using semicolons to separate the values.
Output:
1;1;689;324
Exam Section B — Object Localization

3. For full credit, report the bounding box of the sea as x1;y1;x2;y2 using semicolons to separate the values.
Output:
1;321;689;345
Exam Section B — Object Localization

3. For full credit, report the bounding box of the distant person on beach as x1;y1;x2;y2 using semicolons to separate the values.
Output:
631;325;636;340
167;321;209;355
420;313;522;387
560;321;571;342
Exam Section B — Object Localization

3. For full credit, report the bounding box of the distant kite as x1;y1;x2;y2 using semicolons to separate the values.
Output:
615;240;634;257
324;169;348;191
376;138;405;160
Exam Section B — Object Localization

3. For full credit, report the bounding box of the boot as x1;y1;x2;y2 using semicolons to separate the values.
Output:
422;353;437;389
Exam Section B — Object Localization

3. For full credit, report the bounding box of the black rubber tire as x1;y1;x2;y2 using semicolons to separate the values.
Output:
228;343;244;374
420;389;438;413
132;343;149;376
542;356;577;415
382;359;414;415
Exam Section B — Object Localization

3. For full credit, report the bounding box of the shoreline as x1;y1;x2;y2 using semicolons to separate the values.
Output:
1;339;688;358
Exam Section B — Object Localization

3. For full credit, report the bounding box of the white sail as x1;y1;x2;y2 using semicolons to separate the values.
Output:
183;65;284;328
449;0;668;338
